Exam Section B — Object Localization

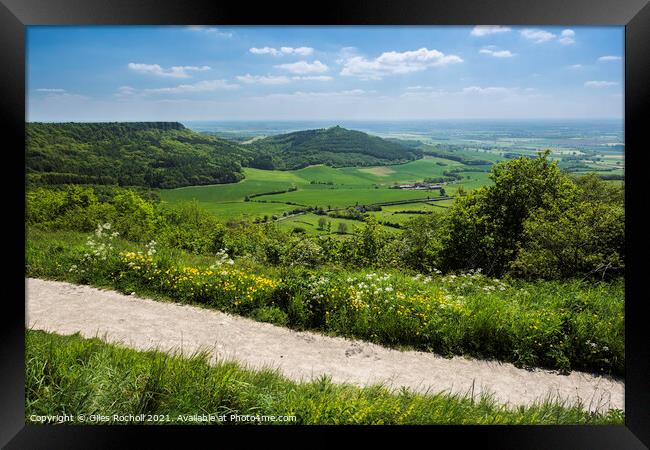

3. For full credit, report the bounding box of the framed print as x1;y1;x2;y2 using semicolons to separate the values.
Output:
2;0;649;447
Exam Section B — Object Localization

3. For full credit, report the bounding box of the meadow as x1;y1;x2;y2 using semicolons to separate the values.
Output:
160;157;489;223
159;138;615;228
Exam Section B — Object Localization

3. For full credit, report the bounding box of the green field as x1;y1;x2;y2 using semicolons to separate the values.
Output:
160;156;492;222
160;148;618;226
276;213;367;236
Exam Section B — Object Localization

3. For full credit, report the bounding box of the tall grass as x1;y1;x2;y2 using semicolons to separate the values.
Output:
25;330;624;425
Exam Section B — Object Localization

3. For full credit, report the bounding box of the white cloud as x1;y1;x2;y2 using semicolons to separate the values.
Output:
399;85;540;101
339;48;463;79
568;64;583;69
275;60;328;74
145;79;239;94
470;26;511;37
128;63;211;78
35;91;90;101
559;29;576;45
114;86;139;98
521;29;557;43
187;26;232;38
280;47;314;56
258;89;366;100
462;86;513;95
36;88;66;93
479;47;514;58
250;47;280;56
584;80;619;88
292;75;333;81
236;74;291;85
598;55;622;62
249;46;314;56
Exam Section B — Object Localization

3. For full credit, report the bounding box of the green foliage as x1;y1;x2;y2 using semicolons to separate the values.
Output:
511;200;624;279
250;126;423;170
351;217;388;267
251;306;289;327
400;214;445;273
26;185;115;232
27;185;226;256
112;190;157;242
156;201;226;255
282;238;324;268
572;172;624;204
26;330;623;424
438;151;578;275
26;122;254;189
398;155;624;280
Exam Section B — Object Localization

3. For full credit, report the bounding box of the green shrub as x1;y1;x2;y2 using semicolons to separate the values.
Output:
156;201;226;255
112;190;156;242
439;150;577;276
511;201;624;279
282;238;324;268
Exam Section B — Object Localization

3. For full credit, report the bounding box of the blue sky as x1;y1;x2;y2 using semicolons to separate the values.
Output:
27;25;624;121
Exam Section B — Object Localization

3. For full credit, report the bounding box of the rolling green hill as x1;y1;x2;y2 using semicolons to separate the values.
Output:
26;122;256;189
26;123;425;188
247;125;423;170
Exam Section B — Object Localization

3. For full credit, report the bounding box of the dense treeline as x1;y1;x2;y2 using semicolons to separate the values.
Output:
26;122;256;189
248;126;423;170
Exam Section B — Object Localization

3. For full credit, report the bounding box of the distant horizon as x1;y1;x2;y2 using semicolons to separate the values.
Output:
26;117;624;123
27;26;624;122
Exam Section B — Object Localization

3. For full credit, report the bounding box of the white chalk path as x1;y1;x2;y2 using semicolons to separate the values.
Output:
25;278;624;412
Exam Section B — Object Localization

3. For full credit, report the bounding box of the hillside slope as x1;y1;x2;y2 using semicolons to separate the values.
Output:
26;122;256;189
248;125;423;170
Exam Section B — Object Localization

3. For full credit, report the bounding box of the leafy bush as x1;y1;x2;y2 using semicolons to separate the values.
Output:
439;150;577;276
282;239;324;268
156;201;226;255
112;190;157;242
511;200;624;279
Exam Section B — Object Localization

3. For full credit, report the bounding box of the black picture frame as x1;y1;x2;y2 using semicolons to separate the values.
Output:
2;0;649;447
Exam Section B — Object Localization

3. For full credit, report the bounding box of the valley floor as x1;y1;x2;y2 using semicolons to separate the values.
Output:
26;277;624;413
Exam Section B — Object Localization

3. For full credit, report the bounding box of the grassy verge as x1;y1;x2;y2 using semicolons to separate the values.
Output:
25;330;624;425
26;228;624;376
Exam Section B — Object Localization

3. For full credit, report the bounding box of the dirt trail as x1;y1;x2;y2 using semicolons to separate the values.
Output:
25;278;624;412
